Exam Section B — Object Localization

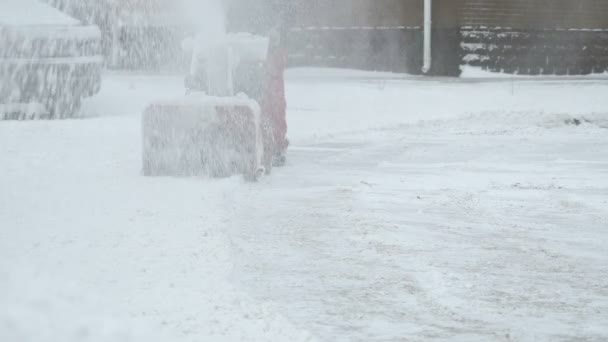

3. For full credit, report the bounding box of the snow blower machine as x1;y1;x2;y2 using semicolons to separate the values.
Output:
142;32;273;180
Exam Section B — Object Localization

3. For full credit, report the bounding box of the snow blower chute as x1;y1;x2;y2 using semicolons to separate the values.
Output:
142;33;270;180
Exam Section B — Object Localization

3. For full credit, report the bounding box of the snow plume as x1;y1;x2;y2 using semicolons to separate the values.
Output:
178;0;227;40
178;0;232;95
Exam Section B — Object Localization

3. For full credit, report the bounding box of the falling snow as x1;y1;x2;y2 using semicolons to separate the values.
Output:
1;1;608;341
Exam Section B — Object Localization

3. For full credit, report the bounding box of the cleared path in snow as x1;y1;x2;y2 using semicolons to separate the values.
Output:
224;70;608;341
226;114;608;341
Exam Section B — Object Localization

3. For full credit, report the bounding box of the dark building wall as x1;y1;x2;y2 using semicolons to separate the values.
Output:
461;0;608;30
461;0;608;75
287;0;462;28
287;0;608;76
289;0;422;27
286;0;463;75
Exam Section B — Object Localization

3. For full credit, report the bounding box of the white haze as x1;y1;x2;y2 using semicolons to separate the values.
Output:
178;0;227;42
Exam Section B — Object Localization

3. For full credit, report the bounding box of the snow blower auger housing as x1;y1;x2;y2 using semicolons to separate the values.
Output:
142;95;263;179
142;33;270;180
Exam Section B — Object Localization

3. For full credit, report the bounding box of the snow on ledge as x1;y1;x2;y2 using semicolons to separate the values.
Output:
2;25;102;40
0;0;80;26
1;102;48;120
460;65;608;79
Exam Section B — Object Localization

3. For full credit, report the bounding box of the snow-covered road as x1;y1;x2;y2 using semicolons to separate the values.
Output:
1;69;607;341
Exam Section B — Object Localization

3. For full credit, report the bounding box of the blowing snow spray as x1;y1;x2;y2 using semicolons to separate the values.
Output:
141;0;272;180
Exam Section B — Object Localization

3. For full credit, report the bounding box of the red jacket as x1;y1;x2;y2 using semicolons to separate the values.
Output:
262;47;288;151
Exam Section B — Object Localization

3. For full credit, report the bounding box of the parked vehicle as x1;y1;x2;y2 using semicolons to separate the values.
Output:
0;0;103;119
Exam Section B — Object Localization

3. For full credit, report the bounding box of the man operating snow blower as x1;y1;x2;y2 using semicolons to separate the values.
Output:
261;26;289;167
141;17;288;180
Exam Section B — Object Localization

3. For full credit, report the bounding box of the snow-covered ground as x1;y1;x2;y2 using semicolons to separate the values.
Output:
1;69;607;341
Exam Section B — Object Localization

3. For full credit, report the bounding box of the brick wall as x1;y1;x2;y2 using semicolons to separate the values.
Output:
286;0;462;75
287;0;608;75
461;0;608;30
461;0;608;75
